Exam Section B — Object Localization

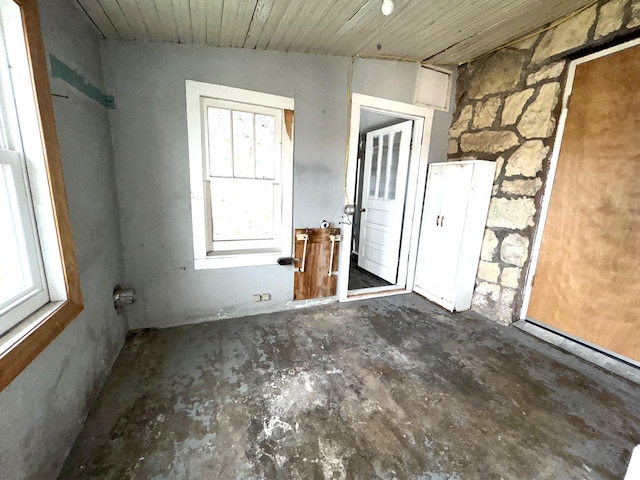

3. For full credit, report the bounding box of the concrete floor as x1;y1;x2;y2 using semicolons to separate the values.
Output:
59;294;639;480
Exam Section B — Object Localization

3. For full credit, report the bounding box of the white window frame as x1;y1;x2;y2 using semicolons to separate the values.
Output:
0;0;67;334
0;0;83;392
186;80;294;269
0;150;49;331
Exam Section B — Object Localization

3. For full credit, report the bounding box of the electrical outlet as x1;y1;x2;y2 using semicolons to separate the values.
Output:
252;294;262;302
261;293;271;301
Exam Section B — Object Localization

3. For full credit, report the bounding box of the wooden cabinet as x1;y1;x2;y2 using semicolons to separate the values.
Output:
414;160;495;312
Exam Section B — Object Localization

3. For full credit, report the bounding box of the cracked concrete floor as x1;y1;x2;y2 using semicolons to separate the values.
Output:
59;294;639;479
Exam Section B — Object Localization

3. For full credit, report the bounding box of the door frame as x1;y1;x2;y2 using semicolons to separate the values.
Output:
338;93;434;302
520;37;640;323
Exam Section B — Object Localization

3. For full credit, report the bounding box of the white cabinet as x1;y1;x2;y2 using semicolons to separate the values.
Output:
414;160;496;312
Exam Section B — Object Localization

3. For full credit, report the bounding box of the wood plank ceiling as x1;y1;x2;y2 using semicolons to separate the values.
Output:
75;0;595;65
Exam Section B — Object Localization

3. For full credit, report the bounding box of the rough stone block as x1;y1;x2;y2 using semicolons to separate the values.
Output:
472;97;501;129
526;62;566;85
502;89;534;125
501;288;517;306
493;303;515;325
629;2;640;28
460;131;519;153
505;140;548;177
471;296;492;318
449;105;473;137
477;261;500;283
511;35;539;50
480;229;499;261
448;139;459;155
517;83;560;139
531;6;597;64
487;198;536;230
501;267;522;288
468;49;528;99
474;282;500;302
501;178;543;196
595;0;625;39
500;233;530;267
494;156;505;180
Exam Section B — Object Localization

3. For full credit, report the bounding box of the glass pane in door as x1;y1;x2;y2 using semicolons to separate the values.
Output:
388;132;401;200
378;134;389;199
369;136;379;198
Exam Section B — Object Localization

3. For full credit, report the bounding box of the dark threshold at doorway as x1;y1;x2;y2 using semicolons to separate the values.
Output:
348;253;392;290
59;294;639;479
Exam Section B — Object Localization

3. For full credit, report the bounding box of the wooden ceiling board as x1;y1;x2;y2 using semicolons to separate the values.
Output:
416;0;545;59
76;0;119;39
133;0;164;42
305;0;374;55
344;0;432;57
333;1;386;56
116;0;150;41
378;0;522;58
153;0;180;42
243;0;277;48
205;0;224;45
97;0;135;40
230;0;258;48
427;0;594;63
262;1;310;51
253;0;292;50
287;0;353;54
75;0;596;64
219;0;241;47
190;0;207;43
276;0;331;52
173;0;194;43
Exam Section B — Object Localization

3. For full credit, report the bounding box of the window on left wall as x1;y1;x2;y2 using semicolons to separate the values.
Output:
0;0;83;391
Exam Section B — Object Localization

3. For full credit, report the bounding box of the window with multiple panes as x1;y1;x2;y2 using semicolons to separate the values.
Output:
186;81;293;269
0;0;48;333
0;0;82;391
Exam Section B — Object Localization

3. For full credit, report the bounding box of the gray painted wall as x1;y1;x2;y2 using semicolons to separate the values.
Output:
99;43;455;333
0;1;127;478
352;58;419;104
100;42;350;330
100;42;444;330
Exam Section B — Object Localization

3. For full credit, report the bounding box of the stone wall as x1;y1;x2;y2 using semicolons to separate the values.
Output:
448;0;640;324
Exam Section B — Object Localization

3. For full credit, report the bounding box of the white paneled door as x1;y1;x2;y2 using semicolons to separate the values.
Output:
357;120;413;283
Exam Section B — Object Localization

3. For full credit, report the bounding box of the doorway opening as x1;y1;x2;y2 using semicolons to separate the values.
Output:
338;94;434;301
349;111;413;292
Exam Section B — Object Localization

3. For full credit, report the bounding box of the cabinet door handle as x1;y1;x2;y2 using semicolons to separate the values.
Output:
436;215;440;226
441;215;444;227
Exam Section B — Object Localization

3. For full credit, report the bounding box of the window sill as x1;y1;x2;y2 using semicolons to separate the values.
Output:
0;298;83;389
195;252;285;270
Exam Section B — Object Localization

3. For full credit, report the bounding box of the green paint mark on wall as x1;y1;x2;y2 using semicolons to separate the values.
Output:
49;54;115;109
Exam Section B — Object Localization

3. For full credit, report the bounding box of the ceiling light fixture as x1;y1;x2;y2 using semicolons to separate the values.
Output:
381;0;394;16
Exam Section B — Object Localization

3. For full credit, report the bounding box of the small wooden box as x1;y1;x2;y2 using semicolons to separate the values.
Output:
293;228;340;300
